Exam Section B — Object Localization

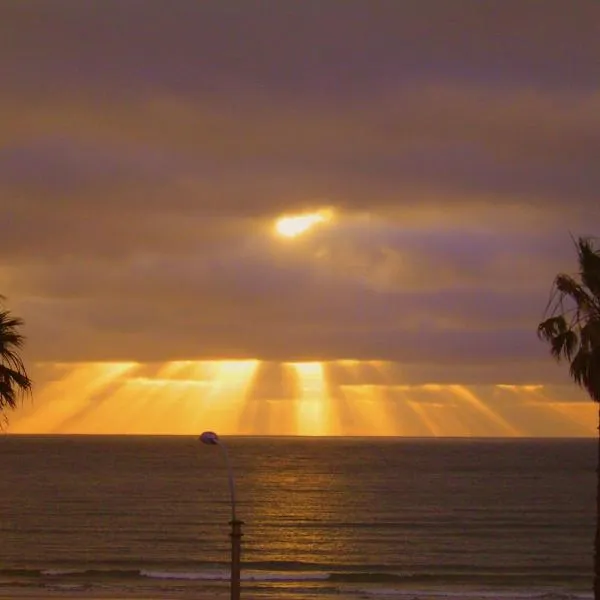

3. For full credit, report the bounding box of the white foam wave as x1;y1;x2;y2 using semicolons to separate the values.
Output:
243;570;330;582
346;589;592;600
141;568;330;582
141;569;228;581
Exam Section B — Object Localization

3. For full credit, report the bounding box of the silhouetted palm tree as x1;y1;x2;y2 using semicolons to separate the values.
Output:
0;298;32;418
538;237;600;600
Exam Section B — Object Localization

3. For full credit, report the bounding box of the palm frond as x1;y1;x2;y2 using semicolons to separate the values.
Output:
577;237;600;307
555;274;595;313
537;316;579;361
0;303;32;414
538;236;600;404
0;380;17;410
0;364;31;409
581;318;600;349
569;346;600;403
552;329;578;361
537;315;567;338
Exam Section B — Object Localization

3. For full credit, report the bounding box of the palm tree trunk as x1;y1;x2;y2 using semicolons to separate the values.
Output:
595;404;600;600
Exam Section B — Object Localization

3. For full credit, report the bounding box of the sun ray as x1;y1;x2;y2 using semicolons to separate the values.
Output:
191;360;260;434
405;400;447;437
384;387;443;436
320;363;358;435
449;385;521;436
337;385;400;436
10;362;138;433
500;384;596;436
291;362;335;436
144;359;260;434
10;360;260;435
62;361;212;434
398;385;473;437
88;361;200;434
536;401;596;433
236;361;299;435
365;360;397;385
107;364;209;434
11;360;596;437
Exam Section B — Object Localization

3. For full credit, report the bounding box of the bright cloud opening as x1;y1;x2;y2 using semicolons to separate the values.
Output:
274;209;333;238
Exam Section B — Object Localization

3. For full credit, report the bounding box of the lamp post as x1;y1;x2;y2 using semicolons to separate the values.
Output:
199;431;243;600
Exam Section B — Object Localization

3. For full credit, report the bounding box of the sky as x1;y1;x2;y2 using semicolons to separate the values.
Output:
1;1;599;436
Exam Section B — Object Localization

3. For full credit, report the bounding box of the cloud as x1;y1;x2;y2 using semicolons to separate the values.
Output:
2;0;599;92
1;1;598;386
1;86;598;266
1;226;563;369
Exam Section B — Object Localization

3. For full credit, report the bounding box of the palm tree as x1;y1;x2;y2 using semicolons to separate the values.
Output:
0;298;32;419
537;237;600;600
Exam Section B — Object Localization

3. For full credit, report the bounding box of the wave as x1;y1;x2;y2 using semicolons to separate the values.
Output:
142;569;331;582
28;568;426;584
0;565;591;598
0;566;590;582
345;590;592;600
142;569;229;581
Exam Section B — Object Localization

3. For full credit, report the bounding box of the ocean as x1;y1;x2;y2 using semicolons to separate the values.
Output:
0;435;594;600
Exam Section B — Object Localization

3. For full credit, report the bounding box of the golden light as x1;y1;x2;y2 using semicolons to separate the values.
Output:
7;359;596;437
9;360;259;435
9;362;139;433
274;209;332;238
339;384;400;436
449;384;520;436
496;384;596;436
291;362;332;436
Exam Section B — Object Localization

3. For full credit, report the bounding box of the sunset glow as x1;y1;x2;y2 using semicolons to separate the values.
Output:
292;362;331;436
8;360;596;437
3;3;599;442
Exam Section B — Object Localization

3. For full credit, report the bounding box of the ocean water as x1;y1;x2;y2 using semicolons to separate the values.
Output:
0;435;594;600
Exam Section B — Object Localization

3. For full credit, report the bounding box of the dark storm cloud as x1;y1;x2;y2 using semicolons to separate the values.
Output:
1;0;599;382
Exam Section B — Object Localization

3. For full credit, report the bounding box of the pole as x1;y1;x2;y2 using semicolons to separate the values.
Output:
200;432;243;600
230;518;243;600
220;442;243;600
